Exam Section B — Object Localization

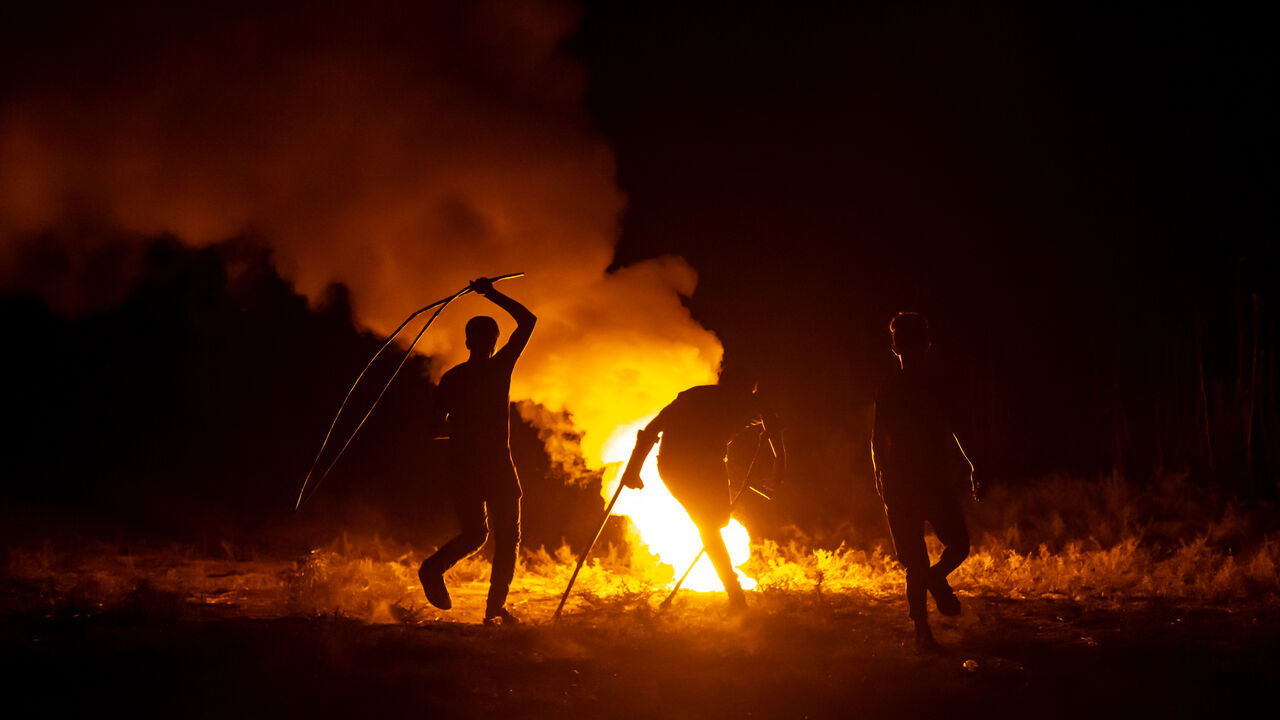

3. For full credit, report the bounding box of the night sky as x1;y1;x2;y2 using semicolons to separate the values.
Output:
0;0;1276;547
580;1;1276;481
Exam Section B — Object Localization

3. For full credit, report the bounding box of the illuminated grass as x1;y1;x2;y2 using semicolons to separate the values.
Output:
7;475;1279;622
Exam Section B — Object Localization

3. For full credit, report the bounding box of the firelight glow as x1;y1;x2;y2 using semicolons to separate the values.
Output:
600;417;757;593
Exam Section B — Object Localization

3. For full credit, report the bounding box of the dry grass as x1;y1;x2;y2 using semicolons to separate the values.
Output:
5;474;1278;623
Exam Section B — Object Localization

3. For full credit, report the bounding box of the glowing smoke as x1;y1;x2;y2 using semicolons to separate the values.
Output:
0;1;721;471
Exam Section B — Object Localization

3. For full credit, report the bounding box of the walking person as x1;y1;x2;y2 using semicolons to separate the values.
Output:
872;312;980;652
419;277;536;625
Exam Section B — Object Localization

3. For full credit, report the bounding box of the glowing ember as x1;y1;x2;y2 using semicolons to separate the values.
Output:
601;417;757;592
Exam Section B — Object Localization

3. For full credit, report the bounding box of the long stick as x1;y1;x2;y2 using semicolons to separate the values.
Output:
553;479;627;620
295;273;523;511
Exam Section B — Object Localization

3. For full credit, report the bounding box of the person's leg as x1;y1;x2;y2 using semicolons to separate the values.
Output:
420;490;489;609
698;523;746;609
926;497;970;616
484;493;521;620
886;502;939;651
660;455;742;610
426;494;489;570
929;498;970;577
886;503;929;622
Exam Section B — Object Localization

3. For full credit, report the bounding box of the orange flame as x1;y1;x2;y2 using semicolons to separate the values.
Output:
600;417;756;592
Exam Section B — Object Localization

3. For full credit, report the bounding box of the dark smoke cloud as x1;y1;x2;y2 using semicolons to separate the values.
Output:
0;0;721;468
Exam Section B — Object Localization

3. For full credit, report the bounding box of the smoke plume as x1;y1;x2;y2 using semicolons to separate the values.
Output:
0;1;721;471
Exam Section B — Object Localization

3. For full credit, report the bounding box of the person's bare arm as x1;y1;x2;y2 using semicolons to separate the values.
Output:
471;277;536;365
953;432;981;500
939;380;980;501
432;370;456;440
620;410;669;489
871;398;888;500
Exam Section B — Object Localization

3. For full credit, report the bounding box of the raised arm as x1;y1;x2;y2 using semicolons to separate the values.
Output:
470;277;536;365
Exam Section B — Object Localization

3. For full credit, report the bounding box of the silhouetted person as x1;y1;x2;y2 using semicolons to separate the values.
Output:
620;362;785;613
419;277;536;625
871;312;979;653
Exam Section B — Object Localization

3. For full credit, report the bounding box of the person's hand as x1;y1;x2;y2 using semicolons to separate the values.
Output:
620;467;644;490
469;277;495;296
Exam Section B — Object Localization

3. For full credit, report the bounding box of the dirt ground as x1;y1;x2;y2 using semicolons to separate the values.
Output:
4;579;1277;719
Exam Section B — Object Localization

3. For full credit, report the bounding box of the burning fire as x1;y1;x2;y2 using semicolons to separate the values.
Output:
16;472;1280;625
0;0;747;597
600;417;757;593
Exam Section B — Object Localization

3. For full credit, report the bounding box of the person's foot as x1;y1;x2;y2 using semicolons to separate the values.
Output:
914;623;944;655
483;607;520;626
418;560;451;610
724;576;749;615
929;573;962;617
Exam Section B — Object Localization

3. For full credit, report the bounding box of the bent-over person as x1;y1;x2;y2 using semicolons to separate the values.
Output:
620;363;785;613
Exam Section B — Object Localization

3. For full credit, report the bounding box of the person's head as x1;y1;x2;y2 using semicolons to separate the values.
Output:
889;312;930;365
465;315;500;357
717;355;759;395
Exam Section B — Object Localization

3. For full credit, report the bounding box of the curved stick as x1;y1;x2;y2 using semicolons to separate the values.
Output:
297;290;463;511
295;273;523;511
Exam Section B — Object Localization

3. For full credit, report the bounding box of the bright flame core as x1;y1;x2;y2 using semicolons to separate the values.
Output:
600;417;757;592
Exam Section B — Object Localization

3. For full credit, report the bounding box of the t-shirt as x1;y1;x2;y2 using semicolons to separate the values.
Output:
872;367;958;499
656;385;770;464
437;330;528;470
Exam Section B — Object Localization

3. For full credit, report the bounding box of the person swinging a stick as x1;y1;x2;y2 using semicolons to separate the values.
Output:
419;277;536;625
619;360;785;613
